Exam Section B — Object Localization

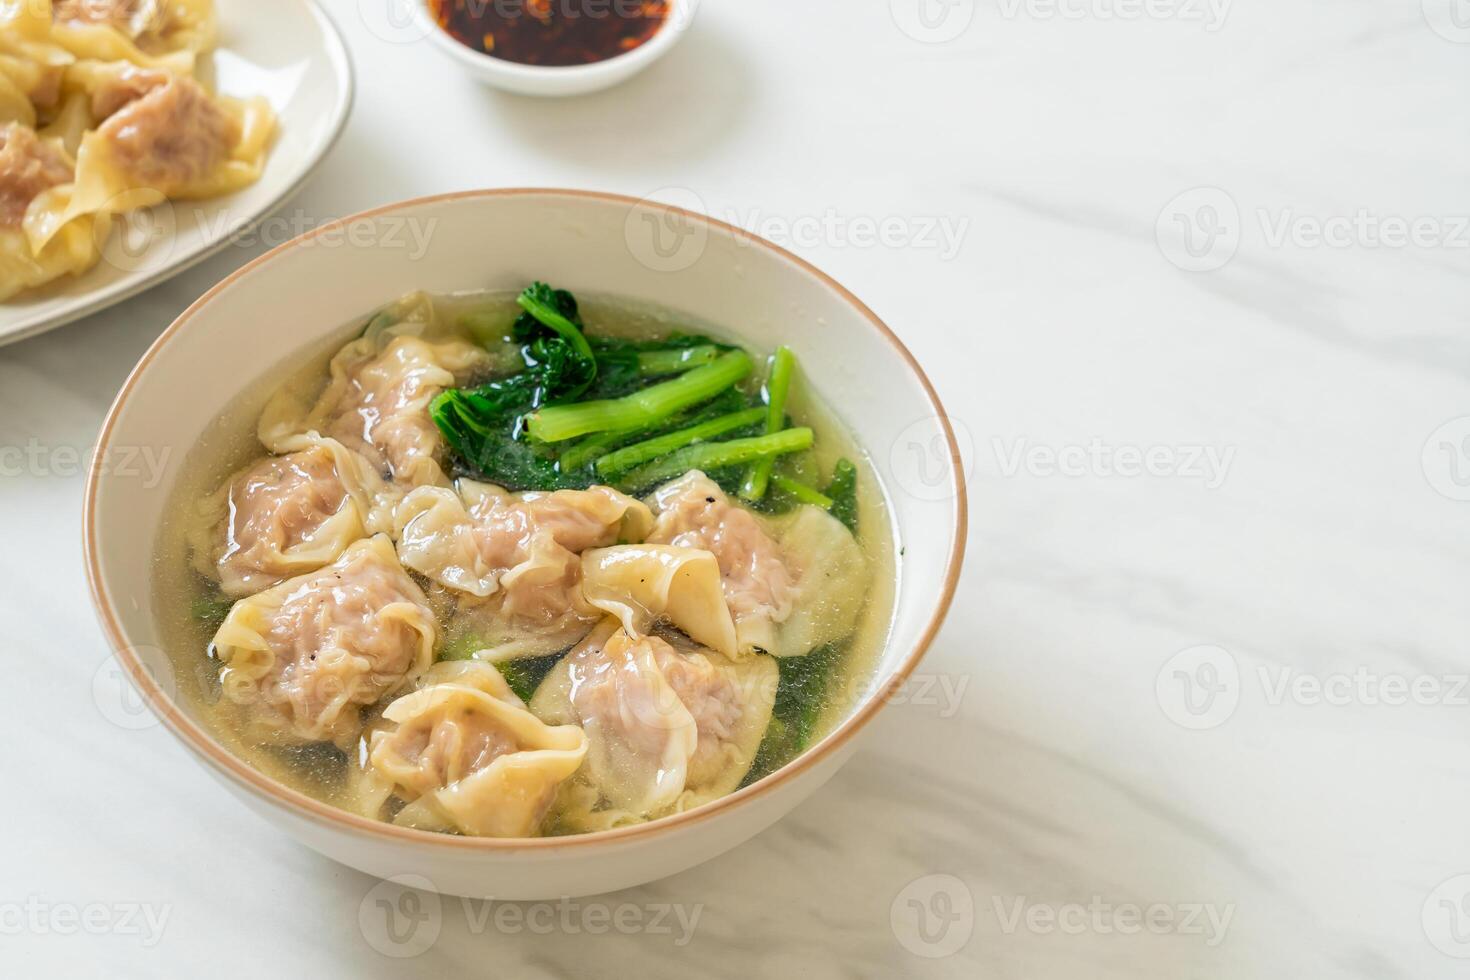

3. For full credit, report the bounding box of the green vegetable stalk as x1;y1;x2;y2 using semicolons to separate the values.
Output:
636;345;721;376
595;408;767;479
616;427;813;492
739;346;796;501
527;350;752;443
770;474;833;508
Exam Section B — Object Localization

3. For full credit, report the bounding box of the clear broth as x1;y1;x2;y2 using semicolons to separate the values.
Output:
152;291;898;827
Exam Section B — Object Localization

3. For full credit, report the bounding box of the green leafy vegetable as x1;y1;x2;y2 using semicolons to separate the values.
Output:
430;284;605;490
555;387;754;472
191;594;232;628
496;655;563;704
594;407;767;479
616;427;813;494
527;350;753;443
740;346;796;501
824;459;859;533
636;345;721;376
515;282;594;363
742;642;846;786
770;474;833;509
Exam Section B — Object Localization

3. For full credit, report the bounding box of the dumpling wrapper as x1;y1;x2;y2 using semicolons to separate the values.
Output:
259;293;493;488
530;623;776;831
646;471;867;657
211;535;436;749
765;504;869;658
395;480;654;662
0;122;100;300
48;0;215;71
27;66;274;250
189;436;398;598
358;660;588;838
580;544;738;658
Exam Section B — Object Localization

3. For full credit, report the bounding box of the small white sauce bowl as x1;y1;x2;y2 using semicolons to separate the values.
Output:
415;0;690;97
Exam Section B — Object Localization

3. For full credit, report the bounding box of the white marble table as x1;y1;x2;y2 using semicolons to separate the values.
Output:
4;1;1468;976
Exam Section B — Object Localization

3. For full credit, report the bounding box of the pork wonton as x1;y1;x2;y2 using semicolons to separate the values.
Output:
395;480;654;661
355;660;588;837
50;0;215;70
530;622;776;831
259;296;494;488
28;64;272;247
0;121;98;299
190;437;397;598
646;471;866;657
211;535;436;749
580;544;738;657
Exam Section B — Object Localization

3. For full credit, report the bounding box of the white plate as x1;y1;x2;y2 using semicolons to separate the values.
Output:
0;0;353;348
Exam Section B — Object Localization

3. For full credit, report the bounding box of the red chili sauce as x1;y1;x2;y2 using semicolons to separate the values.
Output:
428;0;671;67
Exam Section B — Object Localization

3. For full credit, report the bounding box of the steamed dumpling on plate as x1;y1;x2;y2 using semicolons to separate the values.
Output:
353;660;588;838
0;121;98;300
49;0;215;70
210;535;436;750
26;62;273;248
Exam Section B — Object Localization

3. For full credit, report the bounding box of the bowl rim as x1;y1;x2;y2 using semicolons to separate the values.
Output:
83;187;969;852
415;0;689;82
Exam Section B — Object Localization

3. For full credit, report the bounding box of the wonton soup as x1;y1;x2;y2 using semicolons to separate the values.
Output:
154;285;895;838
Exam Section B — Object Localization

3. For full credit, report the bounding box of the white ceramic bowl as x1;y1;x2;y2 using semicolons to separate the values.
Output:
85;189;966;900
414;0;690;97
